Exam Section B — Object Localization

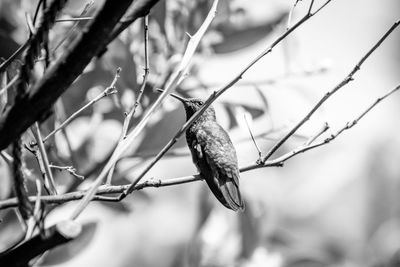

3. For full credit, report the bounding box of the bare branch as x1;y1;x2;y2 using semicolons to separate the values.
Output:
53;1;95;52
50;165;84;180
287;0;302;29
304;122;329;146
0;0;135;151
55;16;93;22
42;67;120;143
262;20;400;162
0;75;19;97
106;16;150;184
31;123;58;194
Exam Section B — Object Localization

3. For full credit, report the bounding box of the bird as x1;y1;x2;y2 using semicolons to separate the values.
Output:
170;93;244;211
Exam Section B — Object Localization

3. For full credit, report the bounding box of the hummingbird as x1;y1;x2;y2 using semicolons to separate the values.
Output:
170;94;244;211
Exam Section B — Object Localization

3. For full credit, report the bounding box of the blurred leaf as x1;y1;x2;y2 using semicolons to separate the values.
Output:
195;187;213;231
224;104;240;129
151;0;167;36
41;221;98;265
212;10;287;54
241;247;283;267
254;85;270;116
120;89;135;112
87;118;121;163
0;27;19;59
0;210;24;252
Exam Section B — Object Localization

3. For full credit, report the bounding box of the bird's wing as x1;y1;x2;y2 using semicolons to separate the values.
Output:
196;124;244;211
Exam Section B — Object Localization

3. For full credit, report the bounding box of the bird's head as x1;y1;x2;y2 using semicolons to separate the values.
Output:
170;94;216;122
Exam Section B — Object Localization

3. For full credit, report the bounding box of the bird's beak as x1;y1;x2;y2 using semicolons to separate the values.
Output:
155;88;189;104
169;93;189;104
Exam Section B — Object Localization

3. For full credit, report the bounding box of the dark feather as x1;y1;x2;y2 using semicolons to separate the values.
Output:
188;122;244;211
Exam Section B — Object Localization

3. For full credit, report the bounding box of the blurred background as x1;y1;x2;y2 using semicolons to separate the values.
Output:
0;0;399;266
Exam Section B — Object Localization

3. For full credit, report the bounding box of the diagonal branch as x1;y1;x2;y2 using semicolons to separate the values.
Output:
262;20;400;162
0;0;135;151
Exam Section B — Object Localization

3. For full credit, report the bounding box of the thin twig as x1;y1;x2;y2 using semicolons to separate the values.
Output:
243;113;262;161
32;0;44;26
304;122;329;146
54;99;78;167
24;177;44;240
25;13;36;35
50;165;84;180
262;20;400;163
31;123;58;195
0;151;13;164
287;0;302;30
0;42;29;73
55;17;93;22
106;16;150;184
0;74;19;96
53;1;94;52
307;0;315;14
125;15;150;133
42;68;120;143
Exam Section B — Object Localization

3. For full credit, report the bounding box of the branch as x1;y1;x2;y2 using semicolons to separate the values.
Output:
242;84;400;172
31;123;58;194
262;20;400;162
42;67;120;143
53;1;95;53
0;0;134;151
0;220;81;267
1;81;397;211
106;16;150;184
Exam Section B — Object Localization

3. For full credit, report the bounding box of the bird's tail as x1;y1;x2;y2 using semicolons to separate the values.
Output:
205;178;244;211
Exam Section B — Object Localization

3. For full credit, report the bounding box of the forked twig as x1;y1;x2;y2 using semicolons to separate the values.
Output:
42;68;120;143
106;16;150;184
